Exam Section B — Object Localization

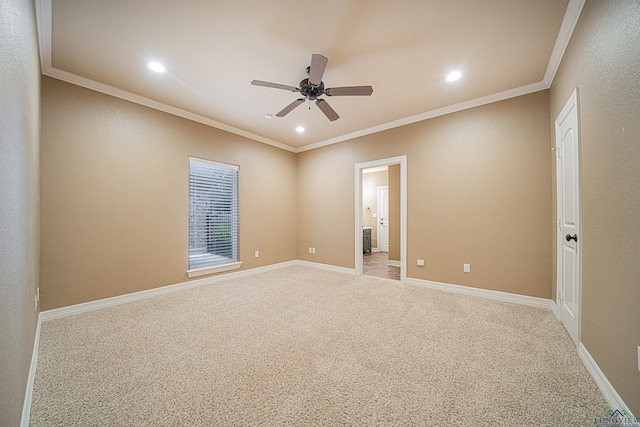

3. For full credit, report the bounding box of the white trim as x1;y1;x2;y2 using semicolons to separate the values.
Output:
187;261;242;278
33;0;294;153
189;156;239;170
550;300;558;319
362;166;388;174
35;0;585;155
20;316;42;427
22;259;562;425
387;260;401;267
43;67;297;153
405;277;555;311
578;343;634;417
298;81;547;152
355;156;407;283
294;260;356;276
40;261;297;322
543;0;586;87
34;0;51;75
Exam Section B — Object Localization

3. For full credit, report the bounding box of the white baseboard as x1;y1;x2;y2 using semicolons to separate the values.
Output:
27;259;317;425
295;260;356;276
578;342;633;416
20;314;41;427
387;260;401;267
550;300;558;318
27;258;633;423
38;260;358;323
405;277;555;311
40;260;298;322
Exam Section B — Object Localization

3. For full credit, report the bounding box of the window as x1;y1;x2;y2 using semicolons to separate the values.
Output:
187;157;240;278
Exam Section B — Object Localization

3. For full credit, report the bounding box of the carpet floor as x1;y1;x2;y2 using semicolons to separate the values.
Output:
30;266;607;426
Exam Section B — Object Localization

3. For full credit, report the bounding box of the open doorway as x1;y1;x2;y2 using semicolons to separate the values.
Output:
355;156;407;283
361;167;397;279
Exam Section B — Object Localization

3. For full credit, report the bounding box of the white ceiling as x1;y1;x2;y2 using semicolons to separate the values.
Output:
36;0;582;152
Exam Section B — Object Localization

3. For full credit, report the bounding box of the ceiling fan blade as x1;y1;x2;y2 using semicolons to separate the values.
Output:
275;98;305;117
308;54;328;86
315;99;339;121
325;86;373;96
251;80;300;92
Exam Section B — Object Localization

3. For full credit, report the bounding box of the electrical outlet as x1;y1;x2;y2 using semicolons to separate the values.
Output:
463;263;470;273
417;259;424;267
308;247;313;254
312;248;316;254
254;250;259;258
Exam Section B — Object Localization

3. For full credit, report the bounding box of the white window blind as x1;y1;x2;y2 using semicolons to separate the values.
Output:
188;157;239;272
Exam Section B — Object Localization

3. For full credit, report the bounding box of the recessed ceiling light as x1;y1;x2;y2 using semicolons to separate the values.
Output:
296;126;305;133
264;114;273;119
446;70;462;82
147;61;167;73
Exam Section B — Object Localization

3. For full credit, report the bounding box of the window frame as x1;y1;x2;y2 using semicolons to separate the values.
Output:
187;156;241;278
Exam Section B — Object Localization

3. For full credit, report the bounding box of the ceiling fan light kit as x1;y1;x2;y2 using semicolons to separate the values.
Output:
251;54;373;122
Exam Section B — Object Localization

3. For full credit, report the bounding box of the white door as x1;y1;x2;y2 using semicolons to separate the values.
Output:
556;89;581;346
378;186;389;252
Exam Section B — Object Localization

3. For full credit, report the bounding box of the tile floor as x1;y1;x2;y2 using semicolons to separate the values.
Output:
363;251;400;280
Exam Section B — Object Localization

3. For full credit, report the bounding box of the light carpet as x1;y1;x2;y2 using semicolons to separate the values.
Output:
30;266;607;426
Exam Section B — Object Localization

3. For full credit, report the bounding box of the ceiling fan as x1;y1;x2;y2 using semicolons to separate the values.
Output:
251;54;373;122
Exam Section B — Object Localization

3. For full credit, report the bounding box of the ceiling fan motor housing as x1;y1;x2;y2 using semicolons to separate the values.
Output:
299;78;325;100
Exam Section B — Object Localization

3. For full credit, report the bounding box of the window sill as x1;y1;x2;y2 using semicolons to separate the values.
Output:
187;261;242;278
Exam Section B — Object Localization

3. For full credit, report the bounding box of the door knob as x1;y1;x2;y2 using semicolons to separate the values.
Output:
565;234;578;242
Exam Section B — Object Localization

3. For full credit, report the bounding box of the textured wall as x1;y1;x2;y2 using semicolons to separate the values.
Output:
550;0;640;414
40;77;297;310
0;0;40;424
298;91;552;298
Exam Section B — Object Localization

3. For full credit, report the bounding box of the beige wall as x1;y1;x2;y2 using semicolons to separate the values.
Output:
40;77;297;310
388;164;400;262
0;0;40;424
298;91;552;298
362;170;387;247
550;0;640;414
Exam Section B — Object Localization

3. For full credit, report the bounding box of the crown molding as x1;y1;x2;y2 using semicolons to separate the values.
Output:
296;80;548;152
35;0;584;155
44;66;296;153
543;0;586;87
34;1;296;153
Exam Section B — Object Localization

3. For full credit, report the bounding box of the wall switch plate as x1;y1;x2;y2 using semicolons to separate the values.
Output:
254;251;259;258
464;264;471;273
309;247;313;253
417;259;424;267
312;248;316;254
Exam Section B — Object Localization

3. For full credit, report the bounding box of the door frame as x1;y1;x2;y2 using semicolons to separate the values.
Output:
555;88;582;346
355;155;407;283
377;185;389;253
